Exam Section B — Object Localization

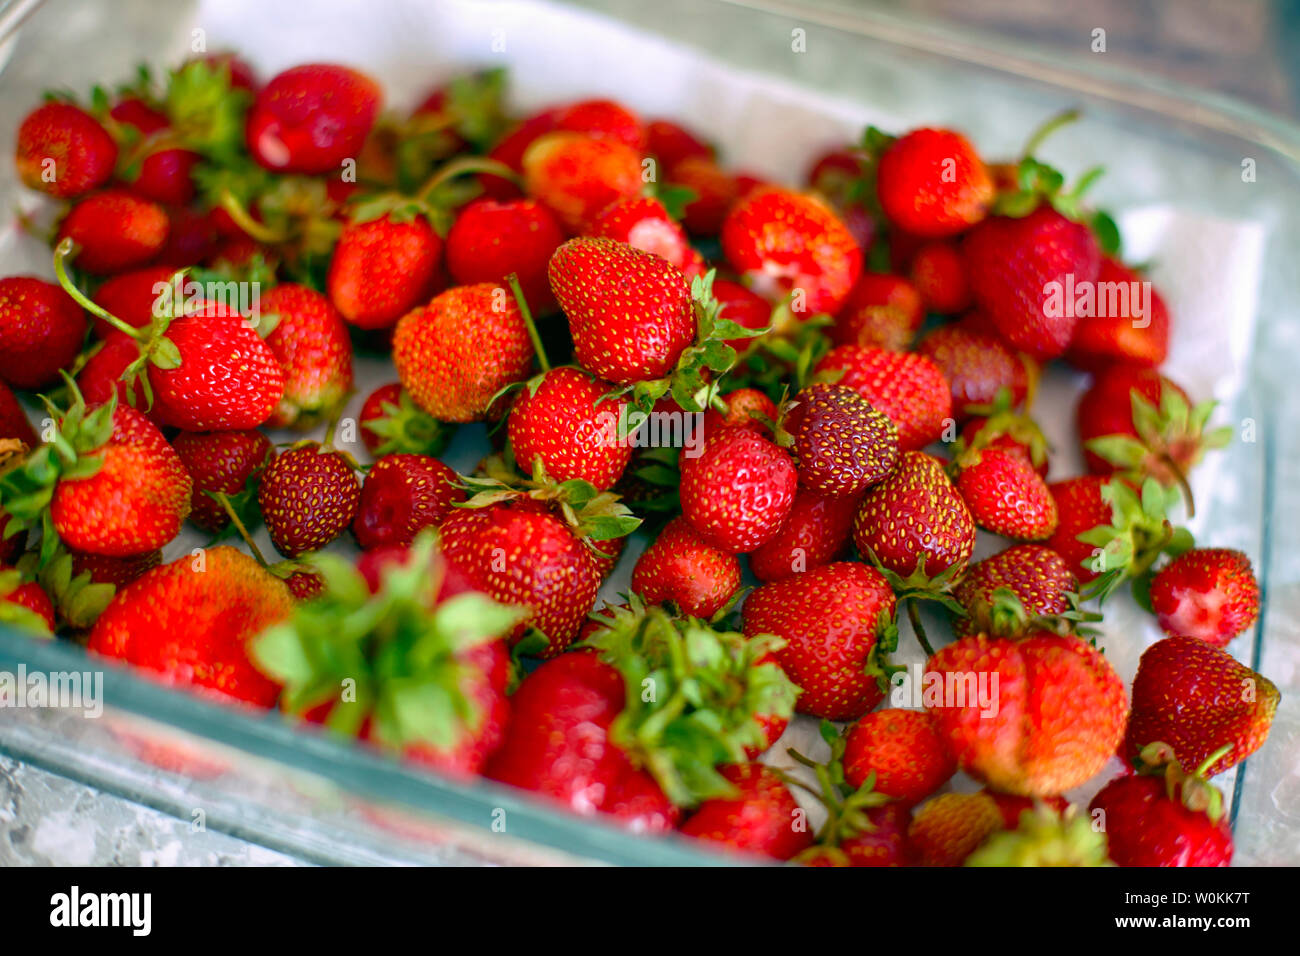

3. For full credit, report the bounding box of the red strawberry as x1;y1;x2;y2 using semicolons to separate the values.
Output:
915;316;1029;416
91;266;176;338
588;195;704;279
784;381;900;497
712;279;773;354
57;190;169;274
1148;548;1259;648
352;453;463;550
721;185;862;317
815;345;951;451
843;709;956;807
393;283;535;422
1065;258;1170;372
75;332;160;422
749;487;859;583
71;548;162;589
87;546;293;706
548;237;695;386
679;763;812;860
327;213;443;330
258;443;361;557
259;283;354;428
1045;475;1112;582
246;63;381;174
909;241;972;314
953;544;1076;638
482;108;560;195
800;803;911;868
553;98;646;149
522;131;643;233
507;366;632;491
109;98;200;205
1124;635;1278;776
439;501;601;657
0;569;54;635
357;382;453;458
0;276;87;389
926;632;1127;796
831;273;924;350
701;386;777;435
907;792;1005;867
445;198;564;312
876;128;993;237
853;450;975;578
1089;747;1233;867
669;156;739;237
805;147;876;255
172;429;273;533
955;446;1058;540
963;206;1103;360
679;424;797;553
958;415;1048;477
646;118;711;170
743;562;896;720
15;101;117;199
0;380;37;447
485;651;679;831
631;516;741;619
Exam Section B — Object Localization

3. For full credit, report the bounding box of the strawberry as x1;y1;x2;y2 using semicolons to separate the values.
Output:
668;156;738;237
553;98;646;149
843;708;956;807
57;190;170;274
15;101;117;199
646;118;711;170
908;792;1005;866
91;266;176;337
87;546;294;706
908;241;971;314
0;568;54;635
0;380;38;447
444;198;564;312
0;276;87;389
258;440;361;557
853;450;975;578
259;283;354;428
1065;258;1170;372
482;107;560;195
439;500;601;657
805;146;876;255
522;131;643;233
256;533;519;777
352;453;464;550
109;98;200;206
485;650;679;832
1124;635;1278;776
1045;475;1112;582
588;195;704;279
749;488;859;583
953;544;1077;638
679;424;797;553
326;213;443;330
71;548;162;589
743;561;896;720
800;803;911;867
962;205;1103;360
507;366;632;491
701;386;777;435
76;332;160;422
784;381;899;497
630;516;741;619
1148;548;1259;647
358;382;453;458
1089;744;1233;867
926;632;1127;796
955;446;1058;540
679;763;812;860
246;63;381;174
875;128;993;237
831;272;924;350
171;429;273;533
712;279;773;354
958;413;1048;477
815;345;951;451
548;237;695;386
721;185;862;317
915;316;1029;416
392;283;535;422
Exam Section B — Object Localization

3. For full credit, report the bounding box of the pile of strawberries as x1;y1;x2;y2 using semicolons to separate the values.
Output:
0;54;1280;867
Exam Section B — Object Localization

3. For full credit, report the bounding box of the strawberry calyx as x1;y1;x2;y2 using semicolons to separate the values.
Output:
161;58;254;164
1084;381;1231;518
861;551;965;656
964;802;1111;867
457;454;642;553
362;388;455;458
952;388;1049;472
1077;476;1194;603
14;545;115;632
1133;742;1230;825
973;587;1103;641
736;313;833;396
578;596;799;807
783;719;896;849
252;530;523;751
347;154;522;237
0;567;53;637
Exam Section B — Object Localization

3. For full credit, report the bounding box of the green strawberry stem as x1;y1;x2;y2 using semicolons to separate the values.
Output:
214;491;270;567
506;272;550;373
1020;108;1081;159
906;598;936;658
53;240;147;341
414;155;521;202
1194;744;1234;779
217;188;294;244
1160;452;1197;519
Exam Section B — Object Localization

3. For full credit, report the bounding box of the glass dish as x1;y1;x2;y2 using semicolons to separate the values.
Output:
1;0;1297;865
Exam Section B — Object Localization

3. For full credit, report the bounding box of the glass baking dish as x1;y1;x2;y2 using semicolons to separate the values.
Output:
1;0;1297;865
